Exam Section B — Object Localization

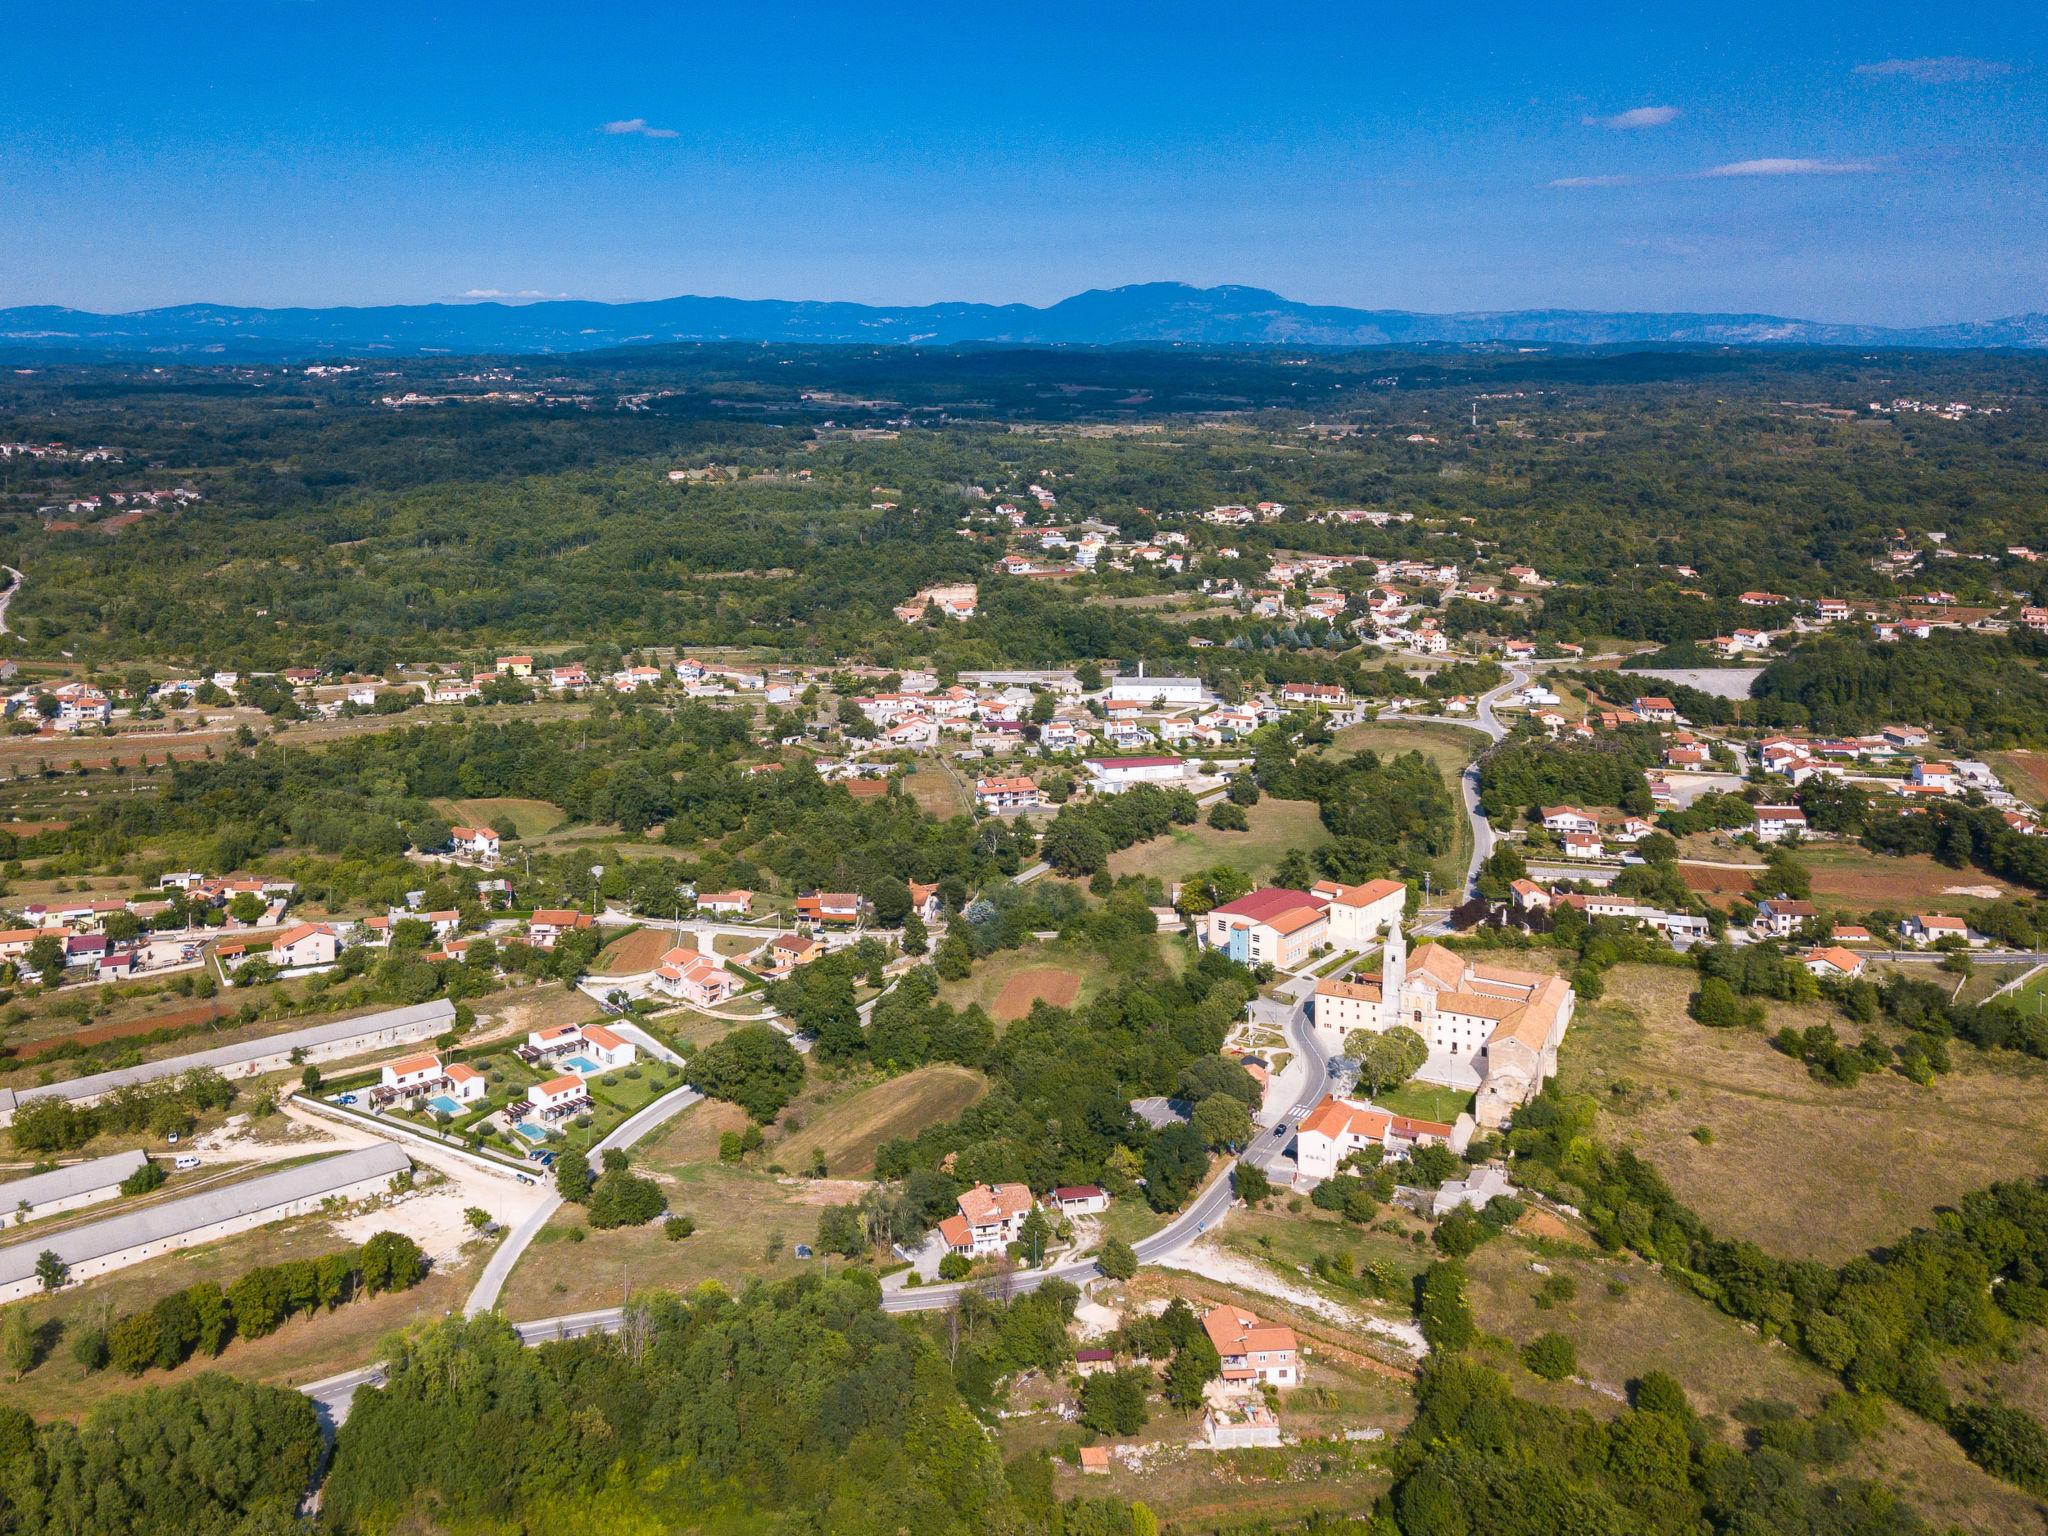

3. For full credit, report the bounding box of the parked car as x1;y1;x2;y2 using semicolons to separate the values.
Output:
515;1174;536;1186
174;1154;200;1171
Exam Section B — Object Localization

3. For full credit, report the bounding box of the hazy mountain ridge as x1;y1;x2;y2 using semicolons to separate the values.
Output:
2;282;2043;357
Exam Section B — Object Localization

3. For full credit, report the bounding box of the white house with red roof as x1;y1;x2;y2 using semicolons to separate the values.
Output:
449;825;501;863
1293;1094;1464;1179
1751;805;1808;842
936;1182;1035;1256
1045;1184;1107;1216
524;1073;590;1125
1540;806;1599;835
653;947;739;1007
526;909;595;949
1900;913;1981;946
1309;878;1406;950
975;775;1043;814
1203;1304;1299;1388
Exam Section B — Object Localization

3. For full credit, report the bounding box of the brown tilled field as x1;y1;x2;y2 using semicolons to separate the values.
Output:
595;926;679;974
1679;862;1754;906
992;967;1081;1021
8;1000;234;1060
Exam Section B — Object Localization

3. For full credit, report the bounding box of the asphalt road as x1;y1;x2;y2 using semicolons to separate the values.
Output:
1383;661;1528;906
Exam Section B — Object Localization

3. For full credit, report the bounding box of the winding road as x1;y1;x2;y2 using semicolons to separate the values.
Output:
1380;661;1530;904
0;567;21;636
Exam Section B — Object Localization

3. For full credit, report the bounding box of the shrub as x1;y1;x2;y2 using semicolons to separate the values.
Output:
938;1252;971;1281
663;1215;695;1241
1523;1332;1578;1381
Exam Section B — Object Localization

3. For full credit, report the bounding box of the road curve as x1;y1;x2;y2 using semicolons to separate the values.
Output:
1382;662;1529;902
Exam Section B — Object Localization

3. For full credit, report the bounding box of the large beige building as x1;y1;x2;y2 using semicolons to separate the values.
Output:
1311;925;1574;1129
1310;878;1407;950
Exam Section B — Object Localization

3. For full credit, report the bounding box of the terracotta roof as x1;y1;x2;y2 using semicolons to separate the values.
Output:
580;1023;626;1051
957;1182;1033;1225
1314;976;1383;1003
1202;1304;1297;1359
535;1073;585;1097
443;1062;483;1082
386;1051;441;1078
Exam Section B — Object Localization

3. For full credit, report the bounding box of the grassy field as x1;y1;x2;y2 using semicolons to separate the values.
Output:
1459;1223;2043;1534
498;1085;865;1319
902;763;970;820
1559;964;2048;1262
936;939;1115;1023
431;795;567;838
1374;1080;1475;1124
1106;795;1329;888
773;1065;987;1176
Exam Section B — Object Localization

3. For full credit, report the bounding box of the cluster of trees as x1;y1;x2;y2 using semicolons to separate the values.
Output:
687;1024;807;1122
9;1068;236;1153
75;1229;426;1376
0;1375;322;1535
322;1271;1149;1535
871;950;1259;1216
1035;783;1199;877
1477;740;1652;821
1756;632;2048;746
1508;1086;2048;1496
1249;731;1457;887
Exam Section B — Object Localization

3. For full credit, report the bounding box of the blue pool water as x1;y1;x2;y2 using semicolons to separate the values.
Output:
427;1094;462;1116
513;1122;549;1143
560;1055;602;1075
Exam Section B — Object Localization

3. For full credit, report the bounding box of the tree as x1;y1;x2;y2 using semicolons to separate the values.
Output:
1522;1331;1577;1381
553;1147;593;1203
1418;1260;1473;1352
1079;1368;1149;1434
1162;1335;1221;1413
119;1158;166;1196
2;1305;38;1379
1016;1206;1052;1265
1097;1237;1138;1281
1348;1025;1427;1095
226;892;266;924
817;1204;864;1257
587;1168;666;1229
689;1024;805;1121
34;1250;67;1292
1206;801;1248;832
25;934;65;986
1233;1161;1271;1206
358;1230;426;1293
938;1251;971;1281
902;908;928;955
1191;1093;1252;1151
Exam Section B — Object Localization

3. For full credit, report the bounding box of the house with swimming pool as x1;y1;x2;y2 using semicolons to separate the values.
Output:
524;1073;591;1127
369;1051;487;1114
519;1021;637;1074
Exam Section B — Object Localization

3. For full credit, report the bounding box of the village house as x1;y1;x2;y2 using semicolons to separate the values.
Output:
654;947;739;1006
1044;1184;1108;1216
1083;755;1187;794
1309;878;1406;950
936;1182;1034;1257
1804;946;1867;980
696;889;752;915
1203;1304;1300;1388
796;892;862;928
449;825;501;863
1900;913;1981;946
523;1073;590;1126
1540;806;1599;835
495;655;533;677
1752;805;1809;842
893;583;978;623
526;909;596;949
975;775;1043;815
1753;897;1819;939
215;921;339;974
1560;832;1606;860
1292;1094;1467;1179
765;932;821;975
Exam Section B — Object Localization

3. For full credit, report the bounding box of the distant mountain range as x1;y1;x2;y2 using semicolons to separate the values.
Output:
2;283;2044;357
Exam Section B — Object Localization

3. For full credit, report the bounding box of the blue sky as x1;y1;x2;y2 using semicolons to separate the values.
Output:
2;2;2042;324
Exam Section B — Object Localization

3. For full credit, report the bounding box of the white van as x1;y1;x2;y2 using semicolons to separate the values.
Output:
174;1155;201;1172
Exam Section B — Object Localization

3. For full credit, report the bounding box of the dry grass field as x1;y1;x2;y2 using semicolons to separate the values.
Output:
902;764;970;819
772;1064;987;1176
1560;965;2048;1262
1107;795;1329;888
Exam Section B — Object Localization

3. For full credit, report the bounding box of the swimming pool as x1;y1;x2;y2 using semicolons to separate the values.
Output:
427;1094;462;1116
513;1122;550;1144
560;1055;602;1075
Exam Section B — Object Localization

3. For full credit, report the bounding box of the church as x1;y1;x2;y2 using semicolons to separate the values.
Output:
1311;924;1574;1129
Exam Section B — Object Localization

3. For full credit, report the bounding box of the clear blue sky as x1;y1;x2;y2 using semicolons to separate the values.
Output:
3;2;2042;325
